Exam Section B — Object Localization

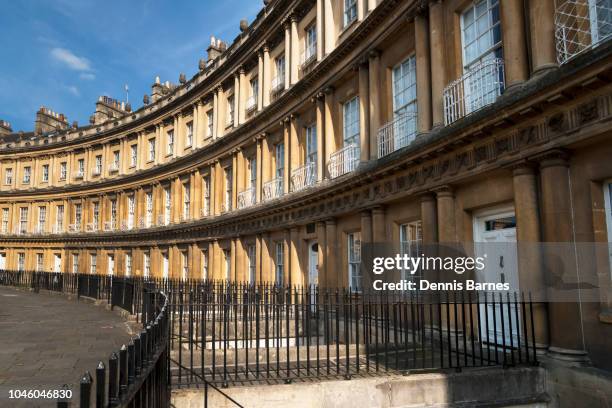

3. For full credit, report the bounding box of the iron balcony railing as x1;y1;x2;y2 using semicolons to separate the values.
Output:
263;177;284;201
92;168;101;177
85;222;98;233
291;161;317;192
74;170;84;179
555;0;612;64
443;58;505;126
68;223;81;233
200;206;210;218
377;111;418;158
52;224;64;234
103;221;115;232
109;162;119;173
237;187;256;209
328;144;360;179
246;95;257;113
221;200;232;213
271;76;285;94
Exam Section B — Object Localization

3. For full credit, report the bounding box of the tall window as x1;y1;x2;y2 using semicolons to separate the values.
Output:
275;242;284;285
348;232;362;290
164;187;171;224
227;95;235;125
56;205;64;231
148;139;156;161
18;252;25;271
343;97;360;148
125;253;132;277
183;182;191;219
603;181;612;277
145;191;153;227
202;249;208;280
167;130;175;156
130;145;138;167
90;254;97;274
38;206;46;232
275;56;285;87
92;202;99;230
344;0;357;27
36;253;44;272
74;203;82;229
1;208;9;233
77;159;85;177
250;78;259;107
95;155;102;174
42;164;49;182
304;24;317;62
248;157;257;191
224;249;231;280
399;221;423;281
60;162;67;180
110;200;117;229
207;110;214;137
113;151;120;169
5;168;12;185
144;252;151;278
182;251;189;280
107;254;115;276
203;176;211;216
275;142;285;191
127;195;135;229
23;166;31;184
19;207;28;234
247;244;256;283
186;121;193;147
224;167;233;211
72;253;79;274
393;56;418;119
306;124;317;178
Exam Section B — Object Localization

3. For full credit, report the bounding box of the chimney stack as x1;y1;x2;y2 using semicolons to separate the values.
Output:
0;120;12;136
92;95;128;125
207;36;227;62
34;106;69;134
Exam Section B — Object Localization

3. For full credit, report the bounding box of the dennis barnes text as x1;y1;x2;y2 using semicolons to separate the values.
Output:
373;279;510;291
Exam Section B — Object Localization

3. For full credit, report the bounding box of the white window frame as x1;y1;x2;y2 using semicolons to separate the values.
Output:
38;206;47;232
95;155;103;174
72;253;79;274
78;159;85;176
130;144;138;167
275;242;284;285
125;253;132;277
146;191;153;227
148;139;156;161
167;130;175;156
248;244;256;283
182;251;189;280
203;176;211;216
74;203;82;229
183;182;191;219
19;207;28;234
224;249;231;281
18;252;26;272
5;168;12;185
1;208;9;233
110;200;117;229
42;164;49;182
56;205;64;231
186;121;193;147
348;232;362;290
344;0;357;27
206;111;214;137
90;254;97;274
113;151;120;168
127;195;135;229
164;187;171;224
36;253;44;272
144;252;151;278
107;254;115;276
343;97;360;148
92;202;99;230
399;221;423;281
202;249;209;280
23;166;31;184
227;95;235;125
225;167;233;211
60;162;67;180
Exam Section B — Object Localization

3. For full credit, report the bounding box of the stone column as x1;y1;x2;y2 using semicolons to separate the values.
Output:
529;0;557;74
257;52;264;110
256;137;263;202
538;151;588;362
283;231;290;284
325;218;337;287
232;153;238;210
368;51;381;159
284;20;291;90
239;69;246;124
501;0;529;88
233;74;240;127
358;62;370;161
420;194;438;245
290;114;300;190
283;119;290;194
291;14;299;85
316;221;326;286
315;93;325;182
429;0;446;128
323;87;336;179
263;44;271;107
290;227;301;286
415;12;432;133
360;210;373;292
324;0;335;54
512;162;549;352
316;0;324;60
212;89;219;139
230;238;236;281
357;0;365;21
435;186;456;243
372;206;386;243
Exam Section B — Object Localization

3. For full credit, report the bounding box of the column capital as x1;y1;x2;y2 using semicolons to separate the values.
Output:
433;185;453;198
368;49;381;60
505;160;538;176
261;41;270;53
419;192;436;203
370;205;385;215
324;217;336;226
533;149;570;169
360;209;372;218
323;86;334;95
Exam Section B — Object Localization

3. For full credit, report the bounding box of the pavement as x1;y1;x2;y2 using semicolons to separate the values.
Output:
0;286;137;407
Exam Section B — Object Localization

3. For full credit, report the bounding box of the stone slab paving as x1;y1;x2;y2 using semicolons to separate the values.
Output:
0;287;137;407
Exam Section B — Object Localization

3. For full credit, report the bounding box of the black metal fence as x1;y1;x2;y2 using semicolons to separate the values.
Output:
0;272;539;407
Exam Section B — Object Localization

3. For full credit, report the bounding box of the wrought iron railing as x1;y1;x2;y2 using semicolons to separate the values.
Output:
377;111;418;158
291;161;317;191
200;206;210;218
263;177;284;201
271;76;285;94
109;163;119;173
237;187;256;209
103;221;115;232
246;95;257;113
443;58;505;125
328;144;360;179
555;0;612;64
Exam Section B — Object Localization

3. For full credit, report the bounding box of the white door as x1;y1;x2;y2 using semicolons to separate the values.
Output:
0;253;5;270
53;254;61;273
308;241;318;286
474;208;520;346
162;254;169;279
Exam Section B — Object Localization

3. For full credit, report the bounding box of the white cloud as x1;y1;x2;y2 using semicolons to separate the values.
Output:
50;47;91;71
66;85;80;97
79;72;96;80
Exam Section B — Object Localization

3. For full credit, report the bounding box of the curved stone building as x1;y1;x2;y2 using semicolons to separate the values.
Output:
1;0;612;368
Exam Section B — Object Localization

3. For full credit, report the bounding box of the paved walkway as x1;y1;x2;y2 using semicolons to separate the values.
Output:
0;286;137;407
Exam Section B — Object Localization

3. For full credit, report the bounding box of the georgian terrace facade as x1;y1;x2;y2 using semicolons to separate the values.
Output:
1;0;612;366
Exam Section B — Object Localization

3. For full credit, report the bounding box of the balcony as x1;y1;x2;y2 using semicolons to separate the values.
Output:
237;187;256;209
377;111;418;158
328;144;360;179
221;201;232;213
14;226;26;235
74;170;84;179
68;223;81;233
52;225;64;234
103;221;115;231
157;214;169;227
271;76;285;95
291;162;317;192
85;223;98;232
109;163;119;173
300;44;317;69
246;95;257;113
555;0;612;65
200;207;210;218
443;58;505;126
263;177;283;201
92;168;101;177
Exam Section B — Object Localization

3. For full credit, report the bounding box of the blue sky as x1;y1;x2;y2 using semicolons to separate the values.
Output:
0;0;262;132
